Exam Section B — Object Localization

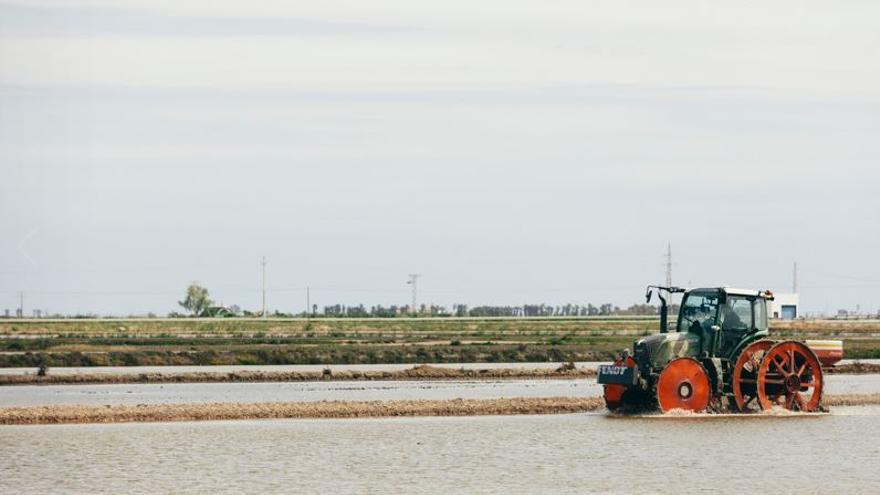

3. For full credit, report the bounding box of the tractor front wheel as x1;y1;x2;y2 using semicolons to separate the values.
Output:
657;357;711;413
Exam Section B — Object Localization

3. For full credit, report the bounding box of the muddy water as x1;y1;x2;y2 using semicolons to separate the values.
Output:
0;379;597;407
2;359;876;376
0;362;603;375
2;374;879;408
1;408;879;494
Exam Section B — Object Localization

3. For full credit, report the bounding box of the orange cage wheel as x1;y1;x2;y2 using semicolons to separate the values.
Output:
732;340;774;412
657;357;711;413
757;341;823;412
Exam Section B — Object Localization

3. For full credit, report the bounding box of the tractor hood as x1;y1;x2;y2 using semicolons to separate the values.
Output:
634;331;700;371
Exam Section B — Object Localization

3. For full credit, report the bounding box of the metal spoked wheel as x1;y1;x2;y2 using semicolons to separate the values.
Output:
732;340;773;412
757;341;823;412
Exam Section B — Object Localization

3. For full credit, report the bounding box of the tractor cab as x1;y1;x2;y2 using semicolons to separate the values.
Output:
634;287;773;372
600;285;841;414
676;288;771;360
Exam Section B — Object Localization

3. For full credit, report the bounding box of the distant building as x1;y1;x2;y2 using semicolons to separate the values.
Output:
770;293;799;319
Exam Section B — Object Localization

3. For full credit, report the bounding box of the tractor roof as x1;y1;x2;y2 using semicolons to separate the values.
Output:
688;287;775;299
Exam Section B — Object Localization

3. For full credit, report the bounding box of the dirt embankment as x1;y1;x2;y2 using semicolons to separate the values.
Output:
2;361;877;386
826;362;880;374
2;394;880;425
0;397;607;425
823;394;880;407
0;364;595;386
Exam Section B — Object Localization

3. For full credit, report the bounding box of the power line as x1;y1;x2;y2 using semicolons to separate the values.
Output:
0;285;645;296
0;289;182;296
799;267;880;284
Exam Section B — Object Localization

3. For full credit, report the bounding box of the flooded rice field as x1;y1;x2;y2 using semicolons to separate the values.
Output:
2;408;879;494
2;369;880;493
0;361;605;376
1;359;875;376
2;374;879;408
0;379;597;407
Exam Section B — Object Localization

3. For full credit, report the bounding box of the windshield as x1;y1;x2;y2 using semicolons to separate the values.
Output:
678;292;719;333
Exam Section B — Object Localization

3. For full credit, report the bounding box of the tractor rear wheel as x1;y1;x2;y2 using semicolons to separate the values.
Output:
732;340;773;412
657;358;711;413
756;341;823;412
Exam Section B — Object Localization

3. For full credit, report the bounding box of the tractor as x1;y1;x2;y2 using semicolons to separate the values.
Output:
597;286;843;413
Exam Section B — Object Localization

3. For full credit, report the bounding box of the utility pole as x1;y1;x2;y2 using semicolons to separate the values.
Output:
261;256;267;319
665;243;673;287
793;261;798;293
306;286;311;319
407;274;421;315
19;291;23;318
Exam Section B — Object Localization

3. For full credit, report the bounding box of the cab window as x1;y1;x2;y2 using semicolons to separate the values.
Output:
753;299;768;331
678;293;719;333
721;296;752;331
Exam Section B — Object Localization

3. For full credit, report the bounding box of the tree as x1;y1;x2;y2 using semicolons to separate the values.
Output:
178;283;213;317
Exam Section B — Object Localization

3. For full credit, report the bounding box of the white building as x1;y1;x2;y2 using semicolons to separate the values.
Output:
770;293;799;319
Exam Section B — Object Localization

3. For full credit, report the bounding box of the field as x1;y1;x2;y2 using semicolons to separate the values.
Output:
1;317;879;367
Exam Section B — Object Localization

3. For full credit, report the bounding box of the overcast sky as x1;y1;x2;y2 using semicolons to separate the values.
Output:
1;0;878;315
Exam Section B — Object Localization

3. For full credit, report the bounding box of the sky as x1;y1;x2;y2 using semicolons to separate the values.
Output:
1;0;879;316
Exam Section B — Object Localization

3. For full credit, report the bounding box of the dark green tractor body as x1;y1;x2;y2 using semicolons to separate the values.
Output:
598;286;821;411
638;287;770;371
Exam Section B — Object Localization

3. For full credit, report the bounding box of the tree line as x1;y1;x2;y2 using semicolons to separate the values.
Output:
176;283;673;318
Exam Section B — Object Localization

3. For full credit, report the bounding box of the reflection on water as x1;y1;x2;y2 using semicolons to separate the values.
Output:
2;410;880;494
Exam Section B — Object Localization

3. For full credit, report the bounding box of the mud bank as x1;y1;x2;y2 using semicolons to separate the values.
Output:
826;362;880;374
823;394;880;407
0;364;595;386
3;394;880;425
0;397;606;425
3;362;876;387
